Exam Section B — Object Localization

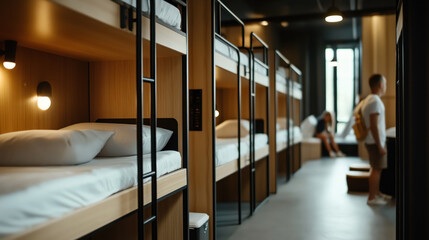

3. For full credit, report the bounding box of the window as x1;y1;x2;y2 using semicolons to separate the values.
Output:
325;46;358;134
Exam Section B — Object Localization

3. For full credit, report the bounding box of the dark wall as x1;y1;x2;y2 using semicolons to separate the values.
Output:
274;18;362;120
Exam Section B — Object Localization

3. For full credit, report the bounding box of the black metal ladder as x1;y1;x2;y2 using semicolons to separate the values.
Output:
274;51;291;183
136;0;158;239
249;32;269;214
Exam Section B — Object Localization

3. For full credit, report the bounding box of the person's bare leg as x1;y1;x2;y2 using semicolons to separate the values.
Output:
329;135;341;153
316;133;332;153
368;167;382;200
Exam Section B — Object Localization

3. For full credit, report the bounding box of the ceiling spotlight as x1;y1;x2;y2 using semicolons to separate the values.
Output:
281;21;289;27
325;1;343;23
261;21;269;26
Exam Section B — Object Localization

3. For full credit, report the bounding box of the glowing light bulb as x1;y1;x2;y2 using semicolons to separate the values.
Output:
215;110;220;118
261;21;269;26
37;96;51;110
325;15;343;23
3;61;16;69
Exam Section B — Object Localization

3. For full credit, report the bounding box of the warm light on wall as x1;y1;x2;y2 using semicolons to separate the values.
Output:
37;81;52;110
261;21;269;26
0;40;17;70
215;110;220;118
281;21;289;27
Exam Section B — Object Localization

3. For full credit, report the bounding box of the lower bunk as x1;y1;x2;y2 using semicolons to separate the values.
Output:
0;119;188;240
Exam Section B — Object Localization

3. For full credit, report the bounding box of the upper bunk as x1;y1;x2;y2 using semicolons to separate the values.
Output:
214;2;269;88
289;64;303;100
276;67;302;100
0;0;187;61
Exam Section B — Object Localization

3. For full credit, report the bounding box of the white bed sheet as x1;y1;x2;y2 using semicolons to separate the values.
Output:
121;0;182;29
0;151;181;238
215;133;268;167
276;126;302;144
215;38;249;67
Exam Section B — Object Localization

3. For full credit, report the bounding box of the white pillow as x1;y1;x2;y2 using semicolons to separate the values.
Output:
216;119;250;138
301;115;317;139
62;123;173;156
0;129;113;166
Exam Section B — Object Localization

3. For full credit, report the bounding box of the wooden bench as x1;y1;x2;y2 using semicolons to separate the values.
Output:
346;171;370;192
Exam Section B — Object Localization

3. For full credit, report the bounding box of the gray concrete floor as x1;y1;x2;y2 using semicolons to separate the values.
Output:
219;157;395;240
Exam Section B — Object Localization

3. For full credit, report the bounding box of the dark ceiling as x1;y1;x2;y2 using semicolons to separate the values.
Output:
221;0;396;22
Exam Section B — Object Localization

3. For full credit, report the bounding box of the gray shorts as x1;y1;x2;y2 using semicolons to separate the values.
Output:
365;144;388;169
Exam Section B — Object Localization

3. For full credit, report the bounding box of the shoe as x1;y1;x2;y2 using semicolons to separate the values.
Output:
378;193;392;200
329;151;336;158
336;151;346;157
367;196;388;206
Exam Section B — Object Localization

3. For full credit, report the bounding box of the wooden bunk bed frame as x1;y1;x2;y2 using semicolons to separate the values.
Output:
0;0;189;239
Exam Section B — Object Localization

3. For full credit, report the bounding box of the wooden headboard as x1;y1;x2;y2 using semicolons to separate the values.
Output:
96;118;178;151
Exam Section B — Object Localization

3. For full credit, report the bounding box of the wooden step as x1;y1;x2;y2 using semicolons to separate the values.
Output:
346;171;370;192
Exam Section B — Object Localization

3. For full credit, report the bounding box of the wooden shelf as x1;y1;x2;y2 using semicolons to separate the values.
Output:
4;168;187;240
0;0;186;61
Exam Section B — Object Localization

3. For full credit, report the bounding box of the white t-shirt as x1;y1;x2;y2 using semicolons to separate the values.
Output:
360;94;386;147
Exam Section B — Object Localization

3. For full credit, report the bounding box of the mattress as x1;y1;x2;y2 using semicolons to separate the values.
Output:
120;0;182;29
215;38;249;67
276;126;302;144
215;133;268;167
0;151;181;238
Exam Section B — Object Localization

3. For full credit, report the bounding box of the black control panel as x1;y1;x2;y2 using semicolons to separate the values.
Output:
189;89;202;131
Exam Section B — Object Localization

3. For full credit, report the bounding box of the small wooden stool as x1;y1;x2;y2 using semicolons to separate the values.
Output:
346;171;370;192
349;163;370;172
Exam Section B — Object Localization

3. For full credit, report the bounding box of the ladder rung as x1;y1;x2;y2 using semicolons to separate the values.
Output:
143;216;157;225
143;171;156;179
143;77;155;83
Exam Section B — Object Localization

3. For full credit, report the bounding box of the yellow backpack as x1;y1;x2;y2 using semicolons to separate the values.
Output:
353;108;369;141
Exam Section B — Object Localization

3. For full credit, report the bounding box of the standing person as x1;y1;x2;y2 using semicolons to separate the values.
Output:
315;111;346;158
361;74;391;205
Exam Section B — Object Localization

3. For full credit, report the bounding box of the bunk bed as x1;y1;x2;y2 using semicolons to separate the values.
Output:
0;0;188;239
248;33;270;212
271;51;292;184
289;64;303;174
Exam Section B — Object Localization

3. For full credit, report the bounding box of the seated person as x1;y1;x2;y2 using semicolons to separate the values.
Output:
315;111;346;158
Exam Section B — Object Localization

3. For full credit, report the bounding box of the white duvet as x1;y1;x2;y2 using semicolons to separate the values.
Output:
0;151;181;238
121;0;182;29
215;133;268;167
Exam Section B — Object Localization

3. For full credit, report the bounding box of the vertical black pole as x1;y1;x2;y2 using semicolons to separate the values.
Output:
332;48;338;131
136;0;144;239
150;0;158;239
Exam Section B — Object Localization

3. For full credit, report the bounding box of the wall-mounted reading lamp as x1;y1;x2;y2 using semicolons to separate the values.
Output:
325;0;343;23
215;110;220;118
0;40;17;70
37;81;52;110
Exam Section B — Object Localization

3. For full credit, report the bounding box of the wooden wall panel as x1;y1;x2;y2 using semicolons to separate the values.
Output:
0;46;89;134
89;57;184;154
362;15;396;129
188;0;214;238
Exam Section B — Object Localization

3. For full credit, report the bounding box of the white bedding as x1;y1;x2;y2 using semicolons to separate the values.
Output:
0;151;181;238
215;38;249;67
215;133;268;167
120;0;182;29
276;126;302;144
